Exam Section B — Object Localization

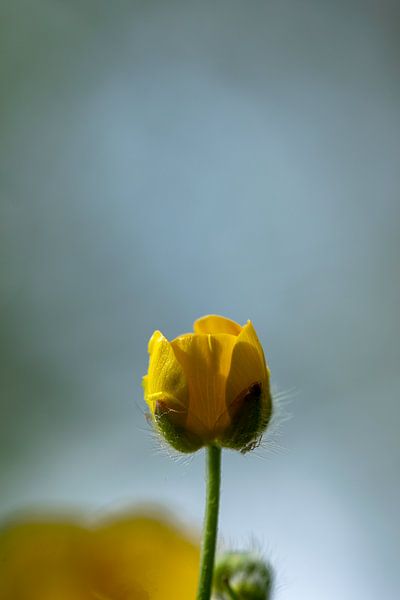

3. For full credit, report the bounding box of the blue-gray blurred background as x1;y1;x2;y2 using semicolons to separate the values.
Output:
1;1;399;599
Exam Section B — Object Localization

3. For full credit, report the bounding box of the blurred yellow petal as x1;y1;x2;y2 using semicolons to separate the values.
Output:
193;315;242;336
92;515;199;600
171;333;237;439
0;512;199;600
0;520;94;599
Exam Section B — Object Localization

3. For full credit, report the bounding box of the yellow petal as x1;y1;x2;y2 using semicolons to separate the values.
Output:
92;514;199;600
0;513;200;600
193;315;242;336
0;520;94;599
144;330;189;415
171;333;237;438
225;321;270;407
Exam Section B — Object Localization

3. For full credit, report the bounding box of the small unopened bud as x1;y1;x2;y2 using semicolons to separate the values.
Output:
213;551;273;600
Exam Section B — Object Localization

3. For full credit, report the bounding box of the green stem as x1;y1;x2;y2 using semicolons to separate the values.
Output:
196;444;222;600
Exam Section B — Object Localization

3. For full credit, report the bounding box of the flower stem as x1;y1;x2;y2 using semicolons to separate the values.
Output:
196;444;222;600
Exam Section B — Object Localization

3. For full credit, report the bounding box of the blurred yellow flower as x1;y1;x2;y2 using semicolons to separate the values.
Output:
143;315;272;453
0;512;199;600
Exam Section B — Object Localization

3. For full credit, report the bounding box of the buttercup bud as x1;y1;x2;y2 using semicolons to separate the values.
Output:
143;315;272;453
213;551;273;600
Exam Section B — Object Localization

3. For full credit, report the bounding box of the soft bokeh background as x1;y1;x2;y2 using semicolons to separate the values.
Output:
1;1;399;599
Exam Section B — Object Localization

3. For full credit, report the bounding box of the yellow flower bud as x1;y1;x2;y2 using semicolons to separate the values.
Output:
143;315;272;453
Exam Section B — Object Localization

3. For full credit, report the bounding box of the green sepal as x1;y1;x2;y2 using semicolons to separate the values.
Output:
218;383;272;453
154;401;204;453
